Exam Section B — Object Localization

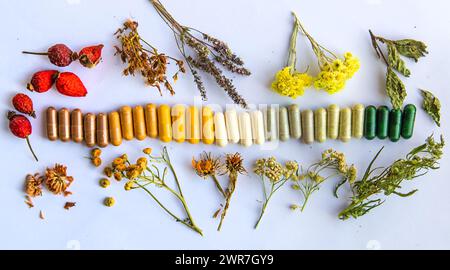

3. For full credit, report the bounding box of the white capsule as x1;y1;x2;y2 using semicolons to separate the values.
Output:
214;112;228;147
238;112;252;147
250;110;265;145
265;106;278;141
225;109;240;144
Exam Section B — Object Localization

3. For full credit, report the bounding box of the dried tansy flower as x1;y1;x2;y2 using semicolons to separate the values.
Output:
104;197;115;207
420;89;441;127
114;19;185;95
99;178;110;188
25;173;44;197
151;0;250;108
45;164;74;195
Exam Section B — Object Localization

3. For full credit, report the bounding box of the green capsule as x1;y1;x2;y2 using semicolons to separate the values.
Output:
376;106;389;139
339;107;351;142
265;106;278;141
401;104;416;139
301;110;314;144
288;104;301;139
279;107;290;141
364;105;376;140
352;104;364;139
314;108;327;143
327;104;340;139
389;109;402;142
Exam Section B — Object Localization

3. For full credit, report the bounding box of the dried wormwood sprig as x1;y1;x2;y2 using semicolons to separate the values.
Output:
114;19;185;96
337;134;444;220
151;0;250;108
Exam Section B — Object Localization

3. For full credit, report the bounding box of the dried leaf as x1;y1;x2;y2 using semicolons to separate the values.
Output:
393;39;428;62
421;89;441;127
386;67;407;110
387;42;410;77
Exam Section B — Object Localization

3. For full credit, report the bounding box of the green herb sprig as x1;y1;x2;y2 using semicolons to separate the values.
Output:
421;89;441;127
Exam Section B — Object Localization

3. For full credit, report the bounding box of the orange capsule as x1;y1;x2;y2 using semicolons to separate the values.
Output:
202;106;214;145
133;106;147;141
171;105;186;143
144;104;158;138
158;104;172;143
96;113;109;147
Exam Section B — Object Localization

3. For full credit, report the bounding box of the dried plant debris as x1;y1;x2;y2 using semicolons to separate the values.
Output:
39;210;45;220
64;202;76;210
151;0;250;108
115;19;185;95
420;89;441;127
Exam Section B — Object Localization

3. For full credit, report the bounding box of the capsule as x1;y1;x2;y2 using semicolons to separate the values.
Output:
225;109;240;144
339;107;351;142
301;110;314;144
71;109;83;143
202;106;215;145
238;112;252;147
120;106;134;140
108;111;122;146
401;104;416;139
250;110;265;145
314;108;327;143
288;104;301;139
389;109;402;142
133;106;146;141
376;106;389;139
279;107;290;142
186;106;200;144
327;104;340;139
46;107;58;141
144;104;158;138
171;105;186;143
352;104;364;139
96;113;109;147
158;104;172;143
214;112;228;147
58;108;70;142
84;113;96;147
265;106;278;141
364;105;376;140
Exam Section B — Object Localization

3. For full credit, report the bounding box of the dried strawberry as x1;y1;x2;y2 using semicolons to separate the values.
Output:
23;44;77;67
55;72;87;97
27;70;59;93
78;44;104;68
12;93;36;118
7;111;38;162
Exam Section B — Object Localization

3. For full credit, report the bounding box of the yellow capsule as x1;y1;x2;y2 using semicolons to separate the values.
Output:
46;107;58;141
301;110;314;144
158;104;172;143
71;109;83;143
352;104;365;139
214;112;228;147
327;104;340;139
133;106;146;141
108;111;122;146
339;107;352;142
120;106;134;141
314;108;327;143
58;108;70;142
171;104;186;143
84;113;96;147
96;113;109;147
202;106;215;145
186;106;200;144
144;104;158;138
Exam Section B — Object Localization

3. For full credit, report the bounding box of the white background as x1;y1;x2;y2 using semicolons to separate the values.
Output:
0;0;449;250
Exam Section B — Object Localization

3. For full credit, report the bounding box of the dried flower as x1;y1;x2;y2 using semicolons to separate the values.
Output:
151;0;250;108
143;148;152;155
104;167;113;178
92;157;102;167
114;19;184;95
25;173;44;197
45;164;74;195
104;197;115;207
192;152;223;178
99;178;110;188
91;148;101;158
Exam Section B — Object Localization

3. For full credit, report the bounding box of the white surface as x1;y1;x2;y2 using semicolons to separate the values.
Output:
0;0;449;250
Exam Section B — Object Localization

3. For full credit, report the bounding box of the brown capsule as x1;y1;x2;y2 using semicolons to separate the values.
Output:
96;113;109;147
46;107;58;141
144;104;158;138
108;111;122;146
71;109;83;143
58;108;70;142
133;106;146;141
84;113;96;147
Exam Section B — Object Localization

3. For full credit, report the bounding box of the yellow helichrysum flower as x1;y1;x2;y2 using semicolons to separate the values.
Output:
271;67;313;98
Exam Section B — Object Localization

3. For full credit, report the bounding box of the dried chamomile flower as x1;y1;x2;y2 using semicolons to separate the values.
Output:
420;89;441;127
25;173;44;197
192;152;223;178
45;164;74;196
104;197;115;207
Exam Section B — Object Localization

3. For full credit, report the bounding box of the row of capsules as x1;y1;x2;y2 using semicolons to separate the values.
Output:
45;103;416;147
